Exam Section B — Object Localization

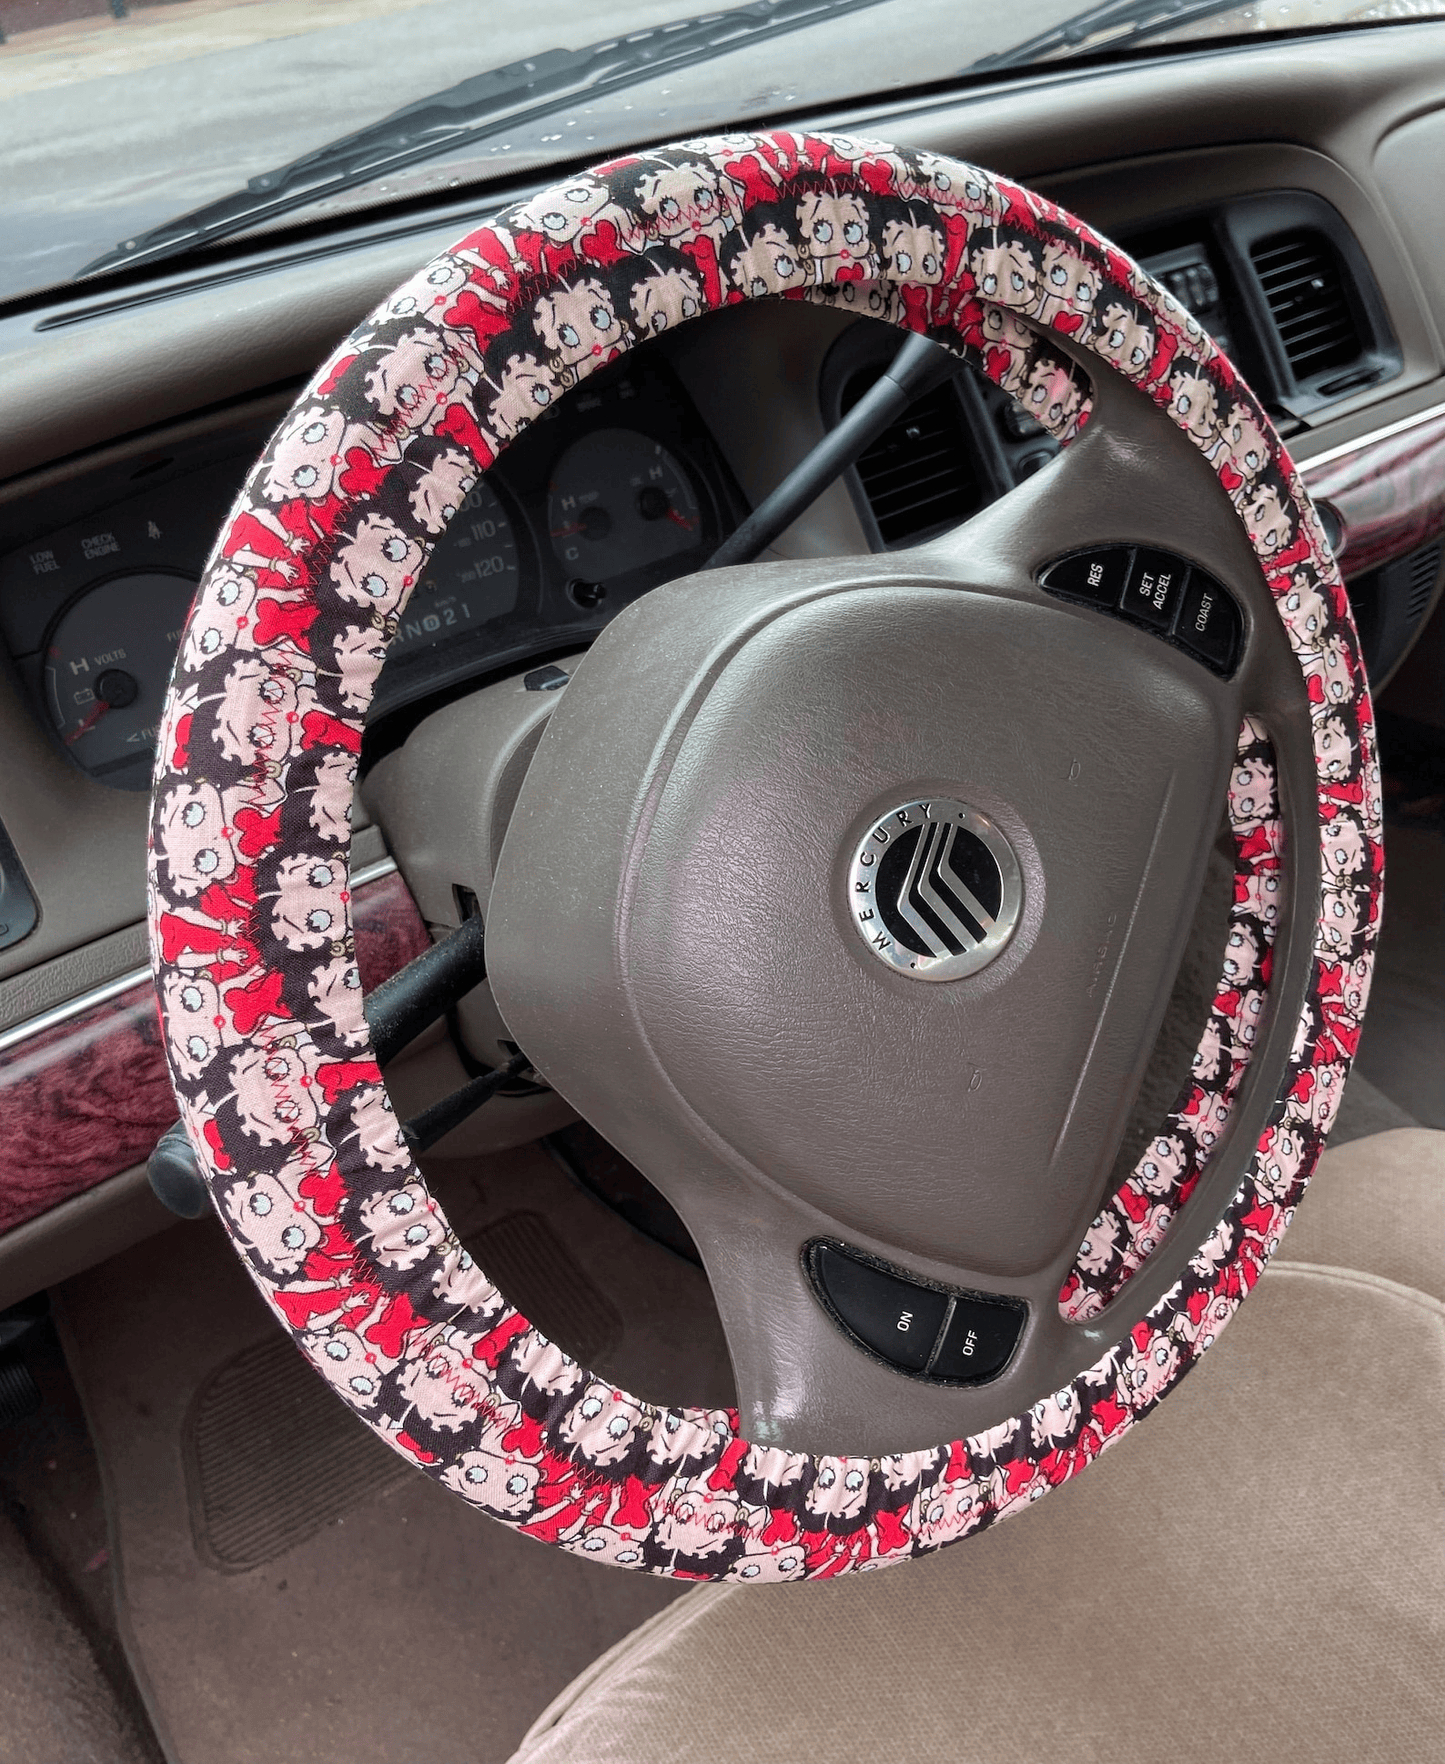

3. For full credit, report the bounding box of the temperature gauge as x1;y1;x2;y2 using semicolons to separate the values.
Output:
547;430;702;585
43;570;197;787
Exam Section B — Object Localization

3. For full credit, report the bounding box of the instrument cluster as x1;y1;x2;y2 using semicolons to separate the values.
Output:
0;352;745;790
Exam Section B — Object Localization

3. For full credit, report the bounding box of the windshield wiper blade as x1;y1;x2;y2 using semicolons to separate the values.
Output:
78;0;886;280
967;0;1257;71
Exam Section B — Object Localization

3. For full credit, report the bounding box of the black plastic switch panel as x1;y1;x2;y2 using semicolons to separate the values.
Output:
0;820;37;953
1120;548;1188;631
809;1242;948;1373
1038;545;1242;677
1038;545;1131;608
928;1294;1027;1384
1175;571;1243;672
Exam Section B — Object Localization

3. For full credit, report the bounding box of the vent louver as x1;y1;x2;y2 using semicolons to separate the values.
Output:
846;376;984;547
1405;542;1442;625
1250;231;1363;380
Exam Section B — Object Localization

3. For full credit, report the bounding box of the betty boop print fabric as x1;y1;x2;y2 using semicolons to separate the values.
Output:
149;131;1382;1581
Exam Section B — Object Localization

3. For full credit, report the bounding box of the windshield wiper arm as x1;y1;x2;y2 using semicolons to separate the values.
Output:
78;0;887;280
966;0;1258;71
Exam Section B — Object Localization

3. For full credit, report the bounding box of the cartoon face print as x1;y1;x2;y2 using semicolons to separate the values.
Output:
333;623;389;713
330;515;422;616
270;851;348;951
1122;1332;1180;1405
1312;633;1355;709
881;217;945;283
532;279;626;378
229;1041;322;1146
1131;1202;1175;1264
1222;920;1264;988
727;222;806;298
362;328;459;428
1257;1124;1308;1201
307;749;356;844
1192;1013;1230;1085
647;1408;723;1469
382;256;468;321
212;654;312;768
635;161;726;241
1077;1208;1124;1277
162;970;227;1082
1282;574;1330;651
156;781;235;898
1169;366;1223;449
1321;812;1367;883
350;1084;411;1173
804;1457;869;1522
741;1441;809;1490
969;234;1038;308
1029;1386;1082;1449
1238;868;1283;926
308;953;364;1046
1137;1133;1191;1197
182;566;257;672
262;405;347;503
408;448;477;534
912;1477;987;1549
431;1243;504;1313
629;263;703;335
1096;300;1154;375
222;1171;319;1273
730;1536;808;1582
358;1181;445;1271
1021;358;1083;430
1320;886;1364;957
487;351;560;442
1314;712;1355;785
797;192;876;280
513;177;614;246
442;1449;540;1516
397;1342;484;1432
655;1479;742;1559
1034;240;1098;329
558;1384;644;1465
1221;402;1271;486
1230;753;1276;829
510;1330;585;1398
573;1526;649;1570
302;1326;388;1406
1242;483;1293;559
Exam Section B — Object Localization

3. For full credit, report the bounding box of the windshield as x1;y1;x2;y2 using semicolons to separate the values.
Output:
1;0;1439;306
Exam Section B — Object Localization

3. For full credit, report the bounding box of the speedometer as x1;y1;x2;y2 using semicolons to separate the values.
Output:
44;569;197;788
390;478;521;660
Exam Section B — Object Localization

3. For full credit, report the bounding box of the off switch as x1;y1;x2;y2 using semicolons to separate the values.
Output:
808;1243;948;1373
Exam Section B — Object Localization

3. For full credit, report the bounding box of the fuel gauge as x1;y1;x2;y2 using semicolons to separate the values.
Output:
547;429;702;586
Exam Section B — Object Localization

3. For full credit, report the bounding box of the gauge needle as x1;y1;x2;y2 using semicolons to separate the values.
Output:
65;701;111;745
667;509;695;530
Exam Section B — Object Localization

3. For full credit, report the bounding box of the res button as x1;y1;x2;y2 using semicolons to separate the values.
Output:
1038;545;1132;608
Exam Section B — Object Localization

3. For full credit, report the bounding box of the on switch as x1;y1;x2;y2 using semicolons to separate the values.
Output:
808;1242;948;1373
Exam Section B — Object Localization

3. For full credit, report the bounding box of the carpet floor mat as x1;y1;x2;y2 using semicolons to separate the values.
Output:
56;1140;735;1764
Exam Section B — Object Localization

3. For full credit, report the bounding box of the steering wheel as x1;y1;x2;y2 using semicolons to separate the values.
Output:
148;131;1381;1580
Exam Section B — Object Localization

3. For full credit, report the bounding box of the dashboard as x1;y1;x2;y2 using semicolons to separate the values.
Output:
0;351;746;792
3;21;1445;1308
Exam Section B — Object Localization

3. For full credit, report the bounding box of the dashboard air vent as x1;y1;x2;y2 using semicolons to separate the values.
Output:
1250;231;1363;380
845;375;984;547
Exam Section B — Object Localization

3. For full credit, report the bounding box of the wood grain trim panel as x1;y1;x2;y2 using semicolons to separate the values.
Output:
0;866;429;1238
1302;404;1445;578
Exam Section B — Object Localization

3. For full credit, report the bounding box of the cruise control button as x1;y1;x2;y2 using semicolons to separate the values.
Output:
1120;547;1188;631
1038;545;1132;608
809;1243;948;1373
929;1294;1026;1384
1175;572;1243;673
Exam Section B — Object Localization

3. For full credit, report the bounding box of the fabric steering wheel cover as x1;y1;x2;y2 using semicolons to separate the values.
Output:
148;131;1382;1581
